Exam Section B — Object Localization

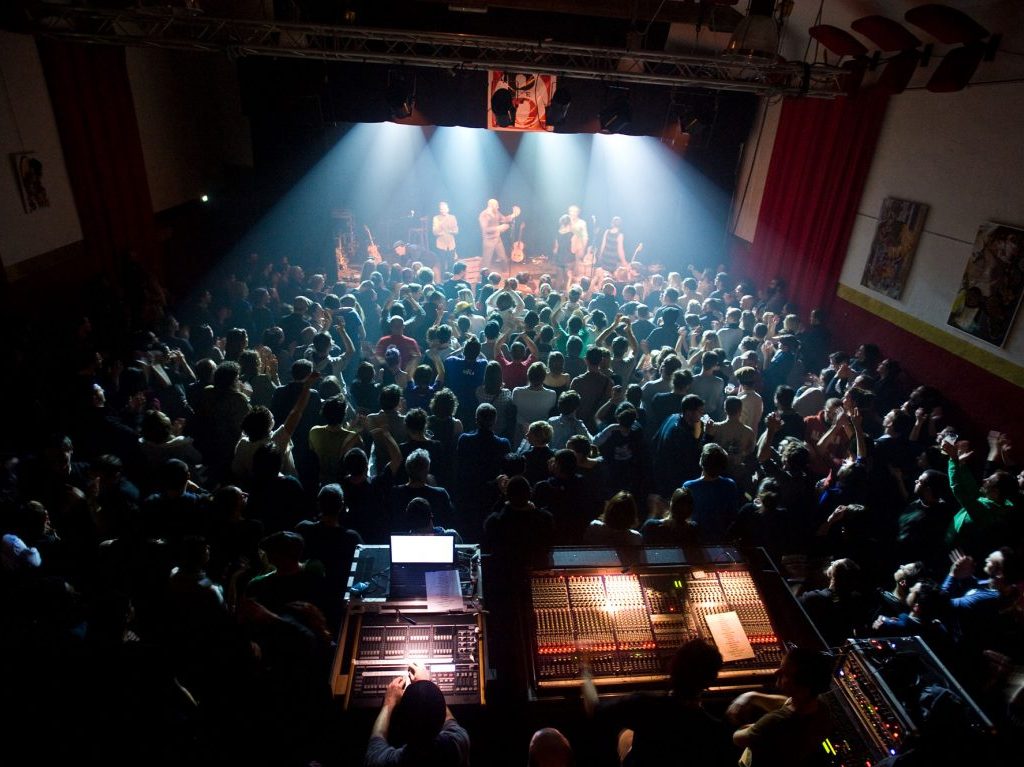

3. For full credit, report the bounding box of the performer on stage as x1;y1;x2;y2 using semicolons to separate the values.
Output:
567;204;588;261
596;216;628;281
391;240;425;268
432;201;459;274
478;198;520;269
552;214;575;286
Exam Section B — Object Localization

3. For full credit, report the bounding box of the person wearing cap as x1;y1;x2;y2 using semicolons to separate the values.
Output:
391;240;426;269
366;662;470;767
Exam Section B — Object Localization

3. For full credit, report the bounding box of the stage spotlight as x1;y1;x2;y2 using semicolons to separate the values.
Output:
599;95;631;134
491;87;515;127
201;194;209;203
676;95;717;149
386;77;415;120
547;88;572;126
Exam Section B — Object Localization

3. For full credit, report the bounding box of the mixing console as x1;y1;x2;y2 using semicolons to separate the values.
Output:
528;565;785;689
832;650;910;759
822;637;994;765
342;612;484;708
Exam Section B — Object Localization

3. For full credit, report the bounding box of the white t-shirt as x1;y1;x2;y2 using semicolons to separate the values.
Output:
233;424;296;480
512;386;557;430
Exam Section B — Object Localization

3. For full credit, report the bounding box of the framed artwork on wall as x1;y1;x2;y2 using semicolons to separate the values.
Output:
11;152;50;213
947;222;1024;348
860;197;929;299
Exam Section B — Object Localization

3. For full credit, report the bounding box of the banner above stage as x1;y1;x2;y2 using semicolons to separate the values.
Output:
486;71;556;132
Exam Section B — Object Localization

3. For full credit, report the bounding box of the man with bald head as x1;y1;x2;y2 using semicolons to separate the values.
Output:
479;198;520;269
528;728;573;767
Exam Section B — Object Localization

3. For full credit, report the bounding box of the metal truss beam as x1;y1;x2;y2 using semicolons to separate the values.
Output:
23;5;846;97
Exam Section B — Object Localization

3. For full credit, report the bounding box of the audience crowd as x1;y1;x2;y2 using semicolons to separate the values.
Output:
1;253;1022;766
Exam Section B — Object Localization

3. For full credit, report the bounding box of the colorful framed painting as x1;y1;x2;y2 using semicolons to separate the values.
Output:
947;222;1024;347
860;197;929;299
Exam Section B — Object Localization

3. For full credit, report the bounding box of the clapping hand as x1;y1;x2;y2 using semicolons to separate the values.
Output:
949;549;974;579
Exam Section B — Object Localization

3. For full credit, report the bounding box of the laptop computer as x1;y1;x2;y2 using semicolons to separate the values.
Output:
389;534;456;600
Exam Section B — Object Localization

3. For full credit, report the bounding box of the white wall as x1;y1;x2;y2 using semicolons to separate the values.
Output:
730;96;781;243
838;82;1024;365
0;32;82;268
127;48;252;213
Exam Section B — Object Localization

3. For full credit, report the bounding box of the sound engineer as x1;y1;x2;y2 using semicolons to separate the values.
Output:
727;648;833;767
365;661;471;767
581;639;735;766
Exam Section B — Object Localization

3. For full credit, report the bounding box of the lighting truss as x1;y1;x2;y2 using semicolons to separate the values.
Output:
23;5;846;98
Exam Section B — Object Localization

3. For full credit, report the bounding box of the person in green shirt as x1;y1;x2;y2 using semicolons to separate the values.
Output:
942;438;1016;559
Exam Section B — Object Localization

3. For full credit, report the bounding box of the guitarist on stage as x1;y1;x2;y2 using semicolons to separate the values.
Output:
432;201;459;275
478;198;520;269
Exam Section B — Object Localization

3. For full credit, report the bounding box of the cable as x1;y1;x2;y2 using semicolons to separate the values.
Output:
802;0;826;65
640;0;671;39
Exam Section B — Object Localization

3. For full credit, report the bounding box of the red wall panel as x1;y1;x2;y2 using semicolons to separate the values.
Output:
831;295;1024;450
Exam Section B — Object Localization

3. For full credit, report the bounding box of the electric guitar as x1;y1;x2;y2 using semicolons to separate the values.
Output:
334;235;349;281
510;222;526;263
364;225;381;263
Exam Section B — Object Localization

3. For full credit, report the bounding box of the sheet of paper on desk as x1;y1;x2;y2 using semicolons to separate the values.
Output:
426;569;464;612
704;611;756;662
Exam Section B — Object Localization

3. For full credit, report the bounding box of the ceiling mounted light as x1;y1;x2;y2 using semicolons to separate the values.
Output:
599;91;631;134
849;15;924;95
491;88;515;128
385;74;415;120
547;87;572;127
724;0;780;60
903;4;999;93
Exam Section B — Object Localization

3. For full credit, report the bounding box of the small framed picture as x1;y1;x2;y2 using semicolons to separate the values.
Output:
11;152;50;213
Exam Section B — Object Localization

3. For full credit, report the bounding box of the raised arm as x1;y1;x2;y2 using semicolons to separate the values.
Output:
282;372;320;438
495;328;511;361
594;315;619;348
623;318;639;355
484;289;503;314
595;385;625;425
370;427;403;476
521;331;539;361
757;413;782;464
333;323;356;369
674;327;687;357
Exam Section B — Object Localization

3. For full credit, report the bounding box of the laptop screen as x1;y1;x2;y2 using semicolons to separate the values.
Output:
390;535;455;564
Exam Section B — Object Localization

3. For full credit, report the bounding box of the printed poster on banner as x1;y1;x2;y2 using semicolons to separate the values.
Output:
487;71;556;132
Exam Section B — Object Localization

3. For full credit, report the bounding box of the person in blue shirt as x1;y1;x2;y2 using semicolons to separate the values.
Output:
652;394;706;500
941;546;1021;650
683;443;739;543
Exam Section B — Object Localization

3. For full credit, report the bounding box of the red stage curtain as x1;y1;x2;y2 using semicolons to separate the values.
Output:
745;88;889;313
37;40;158;276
